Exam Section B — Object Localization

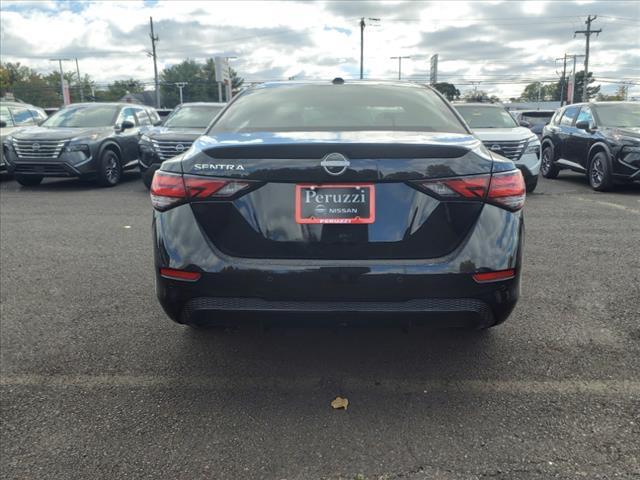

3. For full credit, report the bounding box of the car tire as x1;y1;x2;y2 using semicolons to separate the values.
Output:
525;175;538;193
15;174;43;186
97;149;122;187
141;165;158;190
540;145;559;179
588;151;613;191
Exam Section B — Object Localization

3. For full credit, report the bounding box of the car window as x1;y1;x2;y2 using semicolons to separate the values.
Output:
29;109;46;123
576;106;593;125
0;106;15;127
118;107;137;126
164;105;224;128
9;107;36;126
455;106;518;128
210;84;468;134
147;108;161;125
43;105;119;128
560;106;579;126
520;112;554;126
135;108;151;126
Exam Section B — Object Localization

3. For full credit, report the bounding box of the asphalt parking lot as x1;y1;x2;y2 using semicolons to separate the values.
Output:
1;171;639;480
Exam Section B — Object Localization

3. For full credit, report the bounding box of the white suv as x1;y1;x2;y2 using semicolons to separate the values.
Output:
454;103;541;192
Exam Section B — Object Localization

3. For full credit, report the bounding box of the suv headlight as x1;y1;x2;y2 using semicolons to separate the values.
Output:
524;136;541;155
140;134;152;143
63;143;90;155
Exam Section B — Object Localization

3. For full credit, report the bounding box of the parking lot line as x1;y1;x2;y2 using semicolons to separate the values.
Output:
575;196;640;215
2;374;639;395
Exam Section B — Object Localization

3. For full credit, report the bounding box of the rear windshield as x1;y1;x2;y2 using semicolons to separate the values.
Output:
209;84;467;134
164;105;223;129
519;111;555;126
42;105;119;128
455;105;518;129
595;103;640;128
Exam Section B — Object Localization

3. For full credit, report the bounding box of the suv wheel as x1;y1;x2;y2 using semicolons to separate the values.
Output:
540;145;559;179
97;150;122;187
588;151;613;191
142;165;158;189
15;174;43;186
525;175;538;193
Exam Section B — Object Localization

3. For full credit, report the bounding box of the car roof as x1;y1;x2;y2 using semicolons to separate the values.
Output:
453;103;504;108
178;102;227;107
0;100;43;109
65;102;157;109
255;79;431;90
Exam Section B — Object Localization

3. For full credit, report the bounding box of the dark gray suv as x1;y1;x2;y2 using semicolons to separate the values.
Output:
3;102;160;187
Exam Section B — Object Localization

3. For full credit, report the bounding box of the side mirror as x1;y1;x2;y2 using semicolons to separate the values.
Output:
120;120;135;131
575;120;591;131
0;120;6;128
519;120;531;128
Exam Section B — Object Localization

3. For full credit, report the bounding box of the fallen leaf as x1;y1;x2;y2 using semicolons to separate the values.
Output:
331;396;349;410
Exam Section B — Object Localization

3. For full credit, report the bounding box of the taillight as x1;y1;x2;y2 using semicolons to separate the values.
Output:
486;170;526;211
418;174;490;199
150;170;252;211
413;169;525;211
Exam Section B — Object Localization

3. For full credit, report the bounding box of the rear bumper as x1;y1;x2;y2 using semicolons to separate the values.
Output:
153;202;524;326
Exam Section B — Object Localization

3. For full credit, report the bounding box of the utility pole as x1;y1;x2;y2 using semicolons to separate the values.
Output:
175;82;187;104
360;17;365;79
359;17;379;79
575;15;601;102
74;58;84;102
149;16;160;108
49;58;71;105
390;56;411;80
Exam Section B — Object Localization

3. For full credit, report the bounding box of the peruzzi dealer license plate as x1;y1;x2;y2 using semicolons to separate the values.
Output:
295;184;375;224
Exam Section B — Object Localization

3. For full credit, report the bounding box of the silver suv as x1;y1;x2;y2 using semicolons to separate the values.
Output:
1;101;48;173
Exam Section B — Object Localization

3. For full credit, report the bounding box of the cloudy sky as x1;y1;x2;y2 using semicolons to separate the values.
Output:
1;0;638;98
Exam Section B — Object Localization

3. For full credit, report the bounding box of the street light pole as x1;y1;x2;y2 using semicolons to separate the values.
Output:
175;82;187;104
390;56;411;80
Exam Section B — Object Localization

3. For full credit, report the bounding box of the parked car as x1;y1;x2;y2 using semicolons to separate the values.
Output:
138;102;226;188
150;80;525;329
511;110;556;140
1;101;48;174
454;103;541;192
541;101;640;190
2;102;160;187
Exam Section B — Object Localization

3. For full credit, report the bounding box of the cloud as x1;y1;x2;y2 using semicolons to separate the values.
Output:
0;0;638;99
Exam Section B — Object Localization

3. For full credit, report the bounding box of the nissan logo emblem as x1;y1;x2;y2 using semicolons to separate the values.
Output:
32;143;40;151
175;144;185;152
321;152;350;176
489;144;502;152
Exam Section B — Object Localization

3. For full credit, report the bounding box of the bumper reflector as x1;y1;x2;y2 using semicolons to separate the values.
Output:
472;269;516;283
160;268;201;282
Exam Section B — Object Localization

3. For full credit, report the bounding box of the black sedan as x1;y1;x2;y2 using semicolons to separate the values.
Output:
541;101;640;190
150;80;526;329
2;103;160;187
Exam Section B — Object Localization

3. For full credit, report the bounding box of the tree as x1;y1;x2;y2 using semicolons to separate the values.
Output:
160;58;245;108
463;90;500;103
571;71;599;103
596;85;627;101
93;79;145;102
433;82;460;101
